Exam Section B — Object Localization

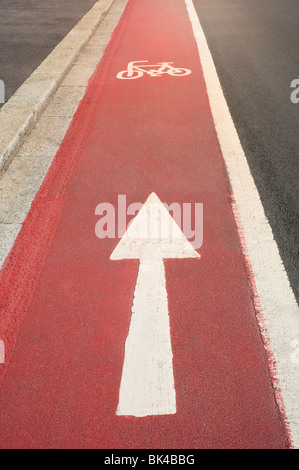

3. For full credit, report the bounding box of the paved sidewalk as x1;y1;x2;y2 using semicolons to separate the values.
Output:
0;0;127;267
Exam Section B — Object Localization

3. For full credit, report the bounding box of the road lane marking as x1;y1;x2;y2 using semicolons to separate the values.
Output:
0;79;5;104
111;192;199;416
0;0;293;448
185;0;299;447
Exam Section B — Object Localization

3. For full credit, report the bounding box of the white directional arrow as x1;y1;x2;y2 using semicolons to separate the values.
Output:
110;192;200;417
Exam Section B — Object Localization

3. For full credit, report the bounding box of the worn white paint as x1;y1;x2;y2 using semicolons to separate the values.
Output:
111;192;199;417
0;340;4;364
184;0;299;447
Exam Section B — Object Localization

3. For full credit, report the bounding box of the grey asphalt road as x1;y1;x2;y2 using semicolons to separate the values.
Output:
193;0;299;303
0;0;98;105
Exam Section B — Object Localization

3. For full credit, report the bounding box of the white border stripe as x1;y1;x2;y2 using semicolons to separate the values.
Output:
185;0;299;448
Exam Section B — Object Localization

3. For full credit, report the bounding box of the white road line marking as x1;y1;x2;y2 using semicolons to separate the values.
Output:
0;340;4;364
185;0;299;447
111;192;199;417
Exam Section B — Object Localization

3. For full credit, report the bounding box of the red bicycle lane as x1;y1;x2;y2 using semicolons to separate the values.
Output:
0;0;290;448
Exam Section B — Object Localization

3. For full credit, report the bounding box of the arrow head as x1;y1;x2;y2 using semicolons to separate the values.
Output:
110;192;200;260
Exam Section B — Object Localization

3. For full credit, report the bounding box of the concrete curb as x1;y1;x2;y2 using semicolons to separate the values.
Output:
0;0;115;176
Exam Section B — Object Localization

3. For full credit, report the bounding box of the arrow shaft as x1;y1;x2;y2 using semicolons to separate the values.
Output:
117;255;176;417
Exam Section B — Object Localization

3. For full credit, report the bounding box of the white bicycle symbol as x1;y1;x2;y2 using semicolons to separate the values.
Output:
117;61;192;79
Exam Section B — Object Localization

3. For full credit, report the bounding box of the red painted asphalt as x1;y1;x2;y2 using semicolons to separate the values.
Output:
0;0;290;448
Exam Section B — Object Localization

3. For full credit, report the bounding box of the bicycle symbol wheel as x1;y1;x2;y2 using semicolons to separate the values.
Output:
116;70;143;80
167;68;192;77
